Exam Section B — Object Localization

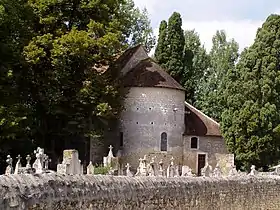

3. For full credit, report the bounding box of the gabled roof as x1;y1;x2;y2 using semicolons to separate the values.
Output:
184;102;221;136
122;57;185;91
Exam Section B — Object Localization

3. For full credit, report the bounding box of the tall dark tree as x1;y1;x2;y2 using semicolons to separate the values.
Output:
221;14;280;170
154;20;168;66
165;12;185;82
195;30;239;121
183;30;209;104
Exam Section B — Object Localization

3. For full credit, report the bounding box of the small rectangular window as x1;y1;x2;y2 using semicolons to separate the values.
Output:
191;137;198;149
120;132;123;147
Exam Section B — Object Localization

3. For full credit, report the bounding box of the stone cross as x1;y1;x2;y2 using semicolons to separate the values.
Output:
5;155;13;175
33;147;44;173
26;155;31;168
158;159;164;176
125;163;133;177
148;157;156;176
167;157;176;178
43;154;51;170
14;155;22;174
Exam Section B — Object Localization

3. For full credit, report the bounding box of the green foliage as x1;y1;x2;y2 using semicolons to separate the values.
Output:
94;165;111;175
221;15;280;169
0;0;155;171
165;12;185;82
183;30;209;104
154;13;209;103
154;20;168;65
195;30;239;121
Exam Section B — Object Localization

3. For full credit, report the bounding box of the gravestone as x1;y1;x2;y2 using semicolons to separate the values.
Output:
213;163;222;177
57;149;83;175
249;165;257;176
181;165;193;177
201;163;212;177
87;161;95;175
228;164;238;176
14;155;22;175
158;159;164;177
33;147;45;174
5;155;13;175
167;157;176;177
125;163;133;177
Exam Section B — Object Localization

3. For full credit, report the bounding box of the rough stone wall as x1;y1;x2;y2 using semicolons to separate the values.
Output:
1;174;280;210
120;87;185;171
183;135;230;174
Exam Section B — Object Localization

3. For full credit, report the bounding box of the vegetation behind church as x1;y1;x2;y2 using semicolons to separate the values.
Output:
155;12;280;170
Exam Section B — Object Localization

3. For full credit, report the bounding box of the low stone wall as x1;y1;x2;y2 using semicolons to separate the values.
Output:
1;174;280;210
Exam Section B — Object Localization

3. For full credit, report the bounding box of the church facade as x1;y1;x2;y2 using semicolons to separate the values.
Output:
92;45;233;175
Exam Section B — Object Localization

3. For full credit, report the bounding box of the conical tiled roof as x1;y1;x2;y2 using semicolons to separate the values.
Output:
122;57;185;91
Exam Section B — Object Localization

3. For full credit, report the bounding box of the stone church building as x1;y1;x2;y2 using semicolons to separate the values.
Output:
91;45;233;175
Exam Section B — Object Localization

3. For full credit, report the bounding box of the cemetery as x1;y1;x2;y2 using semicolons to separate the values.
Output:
1;146;280;209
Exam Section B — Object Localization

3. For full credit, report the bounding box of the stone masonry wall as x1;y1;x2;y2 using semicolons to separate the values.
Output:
120;87;185;171
1;174;280;210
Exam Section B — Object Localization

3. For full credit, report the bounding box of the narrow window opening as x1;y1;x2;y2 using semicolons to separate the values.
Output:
161;132;167;151
191;137;198;149
151;122;154;124
120;132;124;147
136;122;139;124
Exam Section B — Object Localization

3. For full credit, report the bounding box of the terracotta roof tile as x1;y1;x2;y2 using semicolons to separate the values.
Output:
122;58;185;91
184;102;221;136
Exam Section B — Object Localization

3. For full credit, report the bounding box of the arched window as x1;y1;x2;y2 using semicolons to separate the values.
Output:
191;137;198;149
161;132;167;151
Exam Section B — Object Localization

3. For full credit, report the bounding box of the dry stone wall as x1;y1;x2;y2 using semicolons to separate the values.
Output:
1;174;280;210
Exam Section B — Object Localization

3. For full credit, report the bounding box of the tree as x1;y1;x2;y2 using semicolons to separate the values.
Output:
0;0;155;169
195;30;239;121
154;20;168;65
165;12;185;82
183;30;209;104
221;14;280;170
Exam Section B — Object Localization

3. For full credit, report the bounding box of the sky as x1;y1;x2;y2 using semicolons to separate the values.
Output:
133;0;280;52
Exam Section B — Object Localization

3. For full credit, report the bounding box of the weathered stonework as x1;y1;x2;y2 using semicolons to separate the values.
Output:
183;135;232;174
120;87;185;171
1;174;280;210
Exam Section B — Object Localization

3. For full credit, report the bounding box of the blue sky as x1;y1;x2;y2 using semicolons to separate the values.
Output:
134;0;280;52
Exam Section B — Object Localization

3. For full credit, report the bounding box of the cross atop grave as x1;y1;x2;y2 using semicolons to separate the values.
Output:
14;155;22;174
108;145;114;157
33;147;45;173
26;155;31;168
158;159;164;177
43;154;51;170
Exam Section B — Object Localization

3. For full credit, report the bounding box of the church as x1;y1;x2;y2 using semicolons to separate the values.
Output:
91;45;234;175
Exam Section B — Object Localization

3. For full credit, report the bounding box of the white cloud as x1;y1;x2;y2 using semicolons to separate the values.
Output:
182;20;263;52
149;20;262;56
